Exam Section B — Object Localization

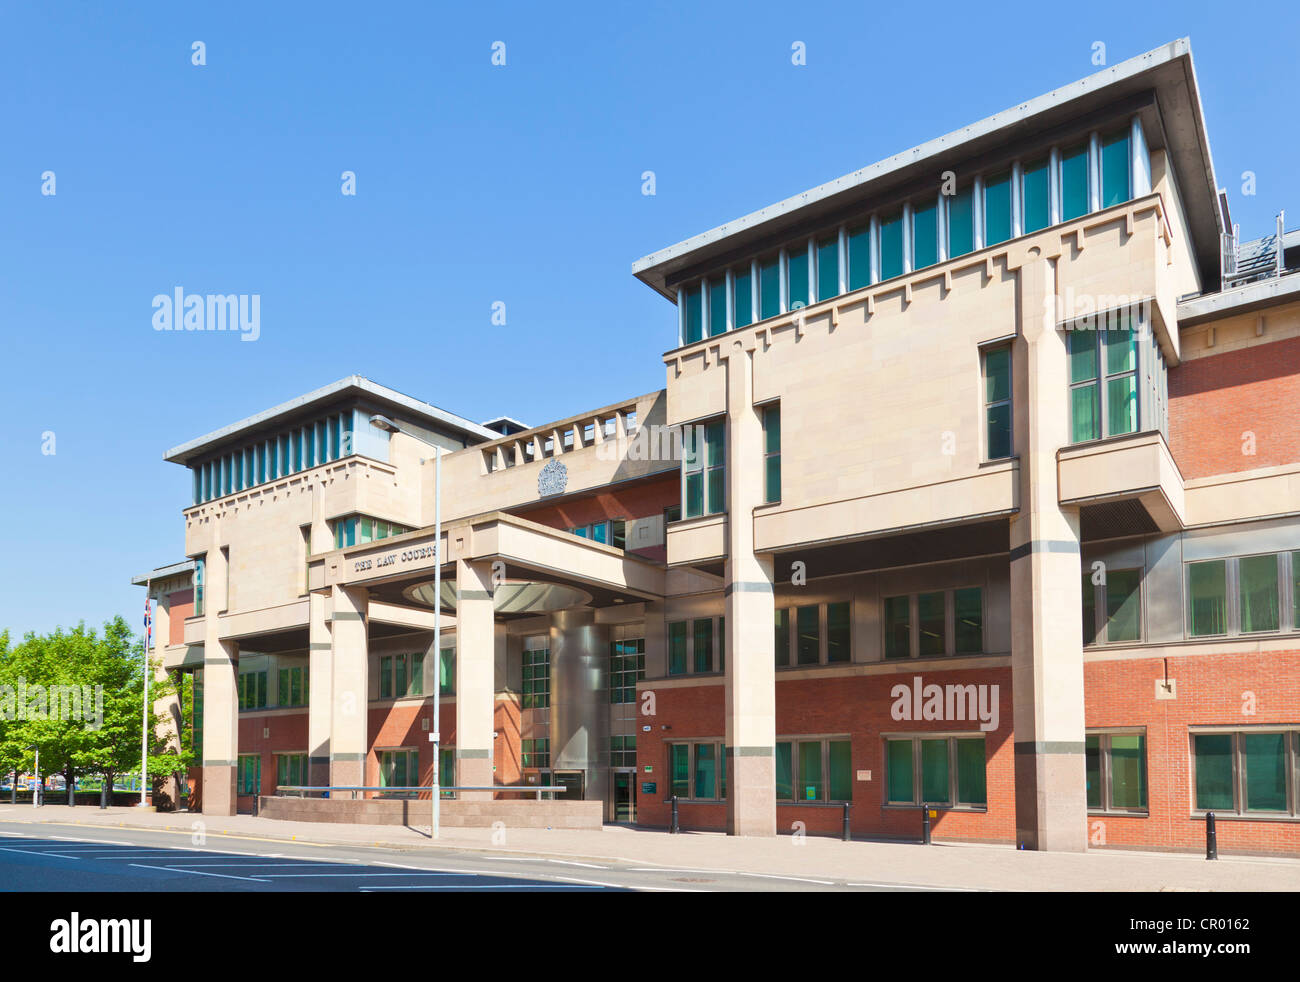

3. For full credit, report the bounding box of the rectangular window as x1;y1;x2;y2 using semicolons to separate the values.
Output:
886;736;987;807
668;622;688;676
774;608;790;668
683;284;703;345
828;740;852;801
983;346;1012;460
278;666;308;707
193;556;205;617
954;588;983;654
798;742;823;801
1239;554;1280;633
796;605;819;666
275;753;307;791
847;224;872;290
733;266;753;329
237;754;261;795
879;211;903;280
1192;730;1300;816
912;199;938;270
1100;131;1131;208
439;648;454;695
1104;569;1142;643
920;739;950;803
682;420;725;519
692;618;714;673
609;637;645;704
1187;560;1228;637
1068;329;1101;442
670;744;690;799
1022;158;1050;233
693;743;717;799
410;652;424;696
1193;733;1235;811
775;739;851;803
884;596;910;660
1087;732;1148;812
816;235;839;302
759;255;780;320
379;656;392;699
1060;143;1090;221
1244;732;1287;812
917;591;945;657
1104;318;1138;436
955;738;987;806
886;739;914;804
378;749;419;795
983;173;1012;246
948;186;974;258
521;646;550;709
762;404;781;504
786;243;809;310
521;738;550;769
1293;551;1300;628
707;276;727;337
827;602;851;663
776;742;793;800
1082;572;1098;646
705;420;725;515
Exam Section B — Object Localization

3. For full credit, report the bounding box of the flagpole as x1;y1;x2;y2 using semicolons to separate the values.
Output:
140;585;151;807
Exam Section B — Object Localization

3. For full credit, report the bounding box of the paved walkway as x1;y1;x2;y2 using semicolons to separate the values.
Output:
1;804;1296;891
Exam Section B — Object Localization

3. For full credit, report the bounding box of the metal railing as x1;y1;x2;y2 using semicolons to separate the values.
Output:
274;785;566;801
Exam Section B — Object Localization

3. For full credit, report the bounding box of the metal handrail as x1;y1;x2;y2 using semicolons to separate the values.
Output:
274;785;566;801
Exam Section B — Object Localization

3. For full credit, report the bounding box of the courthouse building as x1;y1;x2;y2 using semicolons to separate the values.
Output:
137;39;1300;854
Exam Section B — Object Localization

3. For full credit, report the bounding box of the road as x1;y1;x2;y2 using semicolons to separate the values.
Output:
0;821;975;892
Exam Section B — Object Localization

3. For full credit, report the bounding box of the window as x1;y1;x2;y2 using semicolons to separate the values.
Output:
879;211;903;280
439;648;454;695
816;235;839;302
682;419;725;519
1188;560;1228;637
982;346;1012;460
378;749;419;795
1068;311;1138;443
1100;130;1131;208
683;284;703;345
983;172;1012;246
193;556;206;617
884;736;986;807
692;619;714;672
668;618;721;676
238;671;267;710
1293;551;1300;628
912;199;938;269
796;605;819;665
762;404;781;504
1192;730;1300;816
847;223;872;290
948;186;974;258
278;665;309;707
610;637;645;703
668;621;688;676
237;754;261;795
668;742;726;800
759;255;780;320
733;265;753;329
522;646;550;709
884;589;984;658
334;513;408;549
786;243;810;309
275;753;307;790
1060;143;1090;221
775;738;852;802
1081;567;1142;645
378;654;420;699
1240;554;1280;634
1085;732;1148;812
774;608;790;667
1022;158;1050;233
707;276;727;337
827;602;851;663
522;738;550;769
609;735;636;768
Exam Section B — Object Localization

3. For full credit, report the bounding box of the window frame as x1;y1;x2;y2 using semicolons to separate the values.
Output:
666;740;727;801
1185;552;1294;640
880;587;985;659
882;734;987;809
1081;566;1144;646
681;418;726;519
774;601;853;667
1085;728;1149;815
981;343;1013;461
1189;728;1300;819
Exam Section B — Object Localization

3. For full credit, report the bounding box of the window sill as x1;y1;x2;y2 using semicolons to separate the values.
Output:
1088;809;1149;818
882;803;988;813
1190;811;1300;823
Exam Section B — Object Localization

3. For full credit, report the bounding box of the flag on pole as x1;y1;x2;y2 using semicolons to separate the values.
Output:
143;598;152;647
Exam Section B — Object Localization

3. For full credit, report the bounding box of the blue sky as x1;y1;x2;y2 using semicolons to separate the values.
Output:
1;1;1297;638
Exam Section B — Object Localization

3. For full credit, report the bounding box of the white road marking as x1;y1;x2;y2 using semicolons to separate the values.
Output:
260;872;474;878
0;846;78;859
546;859;610;869
360;884;607;891
545;874;626;889
129;864;269;883
734;872;835;885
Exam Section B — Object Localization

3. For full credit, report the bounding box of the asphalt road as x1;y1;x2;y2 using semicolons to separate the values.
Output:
0;821;973;892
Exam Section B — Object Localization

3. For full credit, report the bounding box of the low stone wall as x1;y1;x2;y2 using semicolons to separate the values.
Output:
259;794;604;829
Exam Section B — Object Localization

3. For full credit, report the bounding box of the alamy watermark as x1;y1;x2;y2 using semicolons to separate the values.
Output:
890;676;1000;732
152;288;260;341
0;679;104;731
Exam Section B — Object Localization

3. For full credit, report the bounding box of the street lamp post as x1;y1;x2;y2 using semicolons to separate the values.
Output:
370;415;446;839
26;746;39;809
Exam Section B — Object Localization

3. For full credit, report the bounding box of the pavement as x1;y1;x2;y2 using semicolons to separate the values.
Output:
0;804;1296;891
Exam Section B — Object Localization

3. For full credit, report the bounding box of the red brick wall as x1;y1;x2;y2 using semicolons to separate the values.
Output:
1084;649;1300;857
636;668;1016;843
1168;336;1300;479
167;590;193;645
237;710;309;799
512;473;679;561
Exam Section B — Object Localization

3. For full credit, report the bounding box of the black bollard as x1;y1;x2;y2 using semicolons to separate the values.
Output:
9;772;14;805
100;782;108;809
68;781;75;807
670;795;679;834
1205;811;1218;860
921;803;932;845
842;801;851;842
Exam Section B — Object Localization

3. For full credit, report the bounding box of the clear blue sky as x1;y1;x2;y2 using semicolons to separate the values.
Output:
1;1;1297;638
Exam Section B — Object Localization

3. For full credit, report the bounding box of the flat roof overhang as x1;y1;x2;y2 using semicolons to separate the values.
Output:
313;511;666;618
163;375;499;467
633;38;1221;299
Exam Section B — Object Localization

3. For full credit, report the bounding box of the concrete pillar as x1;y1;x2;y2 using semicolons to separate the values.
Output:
455;558;496;798
152;591;182;810
1009;251;1088;852
200;542;238;816
722;336;777;837
550;607;609;804
329;584;369;788
307;591;332;788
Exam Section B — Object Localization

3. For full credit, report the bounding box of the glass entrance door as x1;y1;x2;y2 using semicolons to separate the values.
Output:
611;770;636;822
554;770;584;800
